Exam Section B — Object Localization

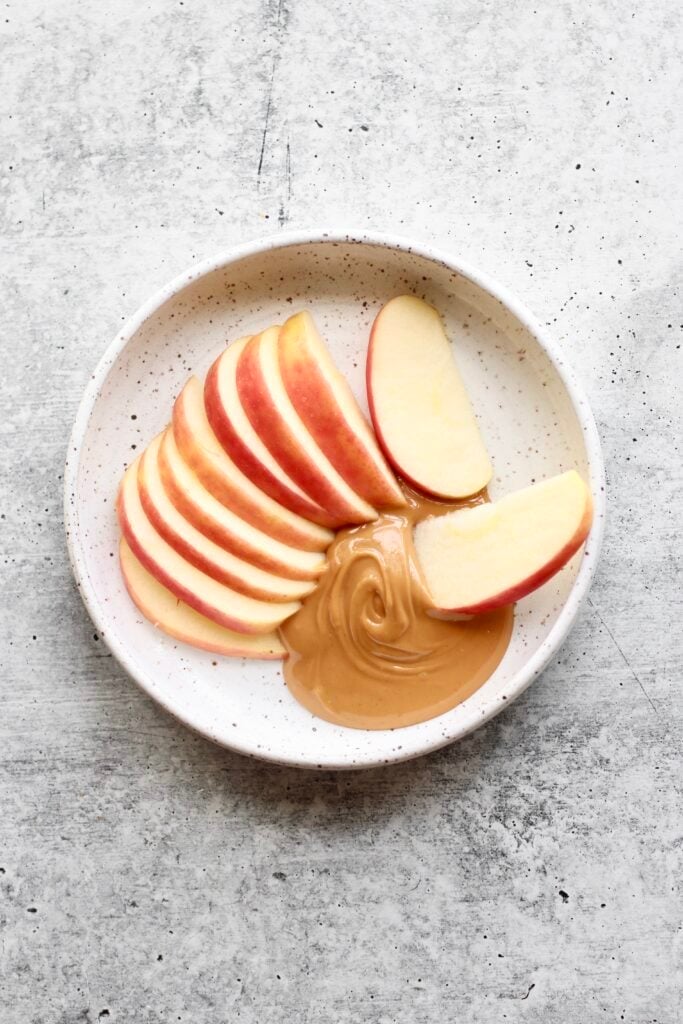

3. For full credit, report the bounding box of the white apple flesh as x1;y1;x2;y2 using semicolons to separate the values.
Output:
138;433;317;603
118;458;302;634
120;539;285;658
413;470;593;615
204;333;335;526
367;295;493;499
236;328;378;526
158;428;328;580
173;376;333;550
278;311;405;508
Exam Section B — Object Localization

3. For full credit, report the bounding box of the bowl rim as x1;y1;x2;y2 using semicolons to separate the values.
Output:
64;229;606;769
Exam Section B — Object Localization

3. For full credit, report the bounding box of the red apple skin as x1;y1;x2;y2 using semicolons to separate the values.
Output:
429;498;594;616
278;317;404;509
117;482;273;635
204;355;337;528
172;381;330;552
156;432;325;581
119;541;285;660
136;447;309;603
365;318;469;501
236;335;373;527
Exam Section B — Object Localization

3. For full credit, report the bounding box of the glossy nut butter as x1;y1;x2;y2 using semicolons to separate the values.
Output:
279;487;514;730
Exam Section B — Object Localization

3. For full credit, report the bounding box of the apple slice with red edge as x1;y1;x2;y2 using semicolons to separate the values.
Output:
157;428;327;581
236;328;377;526
118;458;302;633
173;376;333;551
204;333;336;527
413;470;593;615
120;539;285;658
138;432;316;603
278;311;405;508
367;295;493;499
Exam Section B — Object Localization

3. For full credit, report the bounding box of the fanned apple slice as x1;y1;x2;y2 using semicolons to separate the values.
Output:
367;295;493;498
414;471;593;615
158;428;327;582
138;433;317;603
278;311;405;508
173;376;333;551
236;329;377;526
204;334;335;527
120;539;285;658
118;459;301;633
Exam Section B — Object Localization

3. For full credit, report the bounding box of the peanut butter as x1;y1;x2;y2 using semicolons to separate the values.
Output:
279;487;514;730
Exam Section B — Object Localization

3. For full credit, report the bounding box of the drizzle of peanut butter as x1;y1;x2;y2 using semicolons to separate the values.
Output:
279;486;514;730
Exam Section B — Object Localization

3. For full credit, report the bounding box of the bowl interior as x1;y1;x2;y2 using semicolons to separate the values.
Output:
68;239;599;768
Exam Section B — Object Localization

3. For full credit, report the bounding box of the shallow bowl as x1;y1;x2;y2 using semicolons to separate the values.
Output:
64;231;605;768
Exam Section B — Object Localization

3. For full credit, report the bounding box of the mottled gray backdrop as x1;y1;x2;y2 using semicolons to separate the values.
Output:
1;1;681;1021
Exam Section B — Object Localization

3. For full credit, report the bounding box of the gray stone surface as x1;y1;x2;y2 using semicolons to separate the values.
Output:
1;0;681;1020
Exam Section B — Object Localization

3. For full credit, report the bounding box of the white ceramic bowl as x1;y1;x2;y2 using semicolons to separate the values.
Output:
64;231;605;769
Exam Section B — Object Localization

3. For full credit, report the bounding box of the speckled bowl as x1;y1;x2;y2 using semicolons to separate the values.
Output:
64;231;605;769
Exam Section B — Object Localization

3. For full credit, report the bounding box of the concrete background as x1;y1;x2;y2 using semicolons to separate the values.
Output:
1;1;681;1021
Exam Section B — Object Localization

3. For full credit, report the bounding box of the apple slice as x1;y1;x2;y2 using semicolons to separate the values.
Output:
158;428;327;582
118;459;301;633
367;295;493;498
237;328;377;527
120;539;285;658
138;433;317;603
413;470;593;615
173;376;333;551
278;311;405;508
204;334;335;526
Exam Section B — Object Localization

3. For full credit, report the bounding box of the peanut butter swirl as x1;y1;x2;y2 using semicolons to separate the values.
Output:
280;487;514;730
